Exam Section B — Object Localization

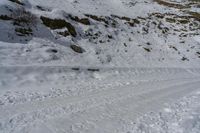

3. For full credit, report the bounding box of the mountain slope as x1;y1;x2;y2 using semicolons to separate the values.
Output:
0;0;200;133
0;0;199;67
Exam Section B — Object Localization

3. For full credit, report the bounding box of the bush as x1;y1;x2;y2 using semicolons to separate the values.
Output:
68;15;90;25
40;16;77;37
15;28;33;36
11;7;37;27
0;7;37;27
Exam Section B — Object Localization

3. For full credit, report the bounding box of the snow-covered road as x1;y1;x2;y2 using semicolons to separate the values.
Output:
0;67;200;133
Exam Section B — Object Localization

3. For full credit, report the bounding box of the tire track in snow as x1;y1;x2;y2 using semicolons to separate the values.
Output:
0;76;199;119
0;67;200;133
1;77;200;133
0;67;197;106
45;80;200;133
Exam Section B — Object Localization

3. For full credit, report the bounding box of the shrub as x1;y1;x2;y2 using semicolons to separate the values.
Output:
0;7;37;27
68;15;90;25
40;16;77;37
15;28;33;36
11;8;37;27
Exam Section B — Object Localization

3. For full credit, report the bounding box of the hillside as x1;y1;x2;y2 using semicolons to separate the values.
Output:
0;0;200;133
0;0;199;67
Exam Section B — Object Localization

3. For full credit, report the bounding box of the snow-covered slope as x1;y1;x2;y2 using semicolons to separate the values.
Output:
0;0;199;67
0;0;200;133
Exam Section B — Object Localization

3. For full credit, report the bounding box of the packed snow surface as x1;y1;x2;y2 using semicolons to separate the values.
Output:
0;67;200;133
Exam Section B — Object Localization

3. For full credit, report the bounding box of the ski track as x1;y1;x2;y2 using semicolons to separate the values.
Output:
0;67;200;133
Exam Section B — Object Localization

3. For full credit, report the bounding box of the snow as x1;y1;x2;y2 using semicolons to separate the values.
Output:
0;0;8;5
0;0;199;67
0;67;200;133
129;91;200;133
194;36;200;43
0;0;200;132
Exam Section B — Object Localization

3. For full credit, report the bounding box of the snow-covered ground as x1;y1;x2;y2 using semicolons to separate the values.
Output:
129;90;200;133
0;0;200;67
0;0;200;133
0;67;200;133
